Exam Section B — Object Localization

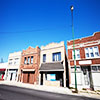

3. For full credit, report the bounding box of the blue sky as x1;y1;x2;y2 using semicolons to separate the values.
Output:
0;0;100;62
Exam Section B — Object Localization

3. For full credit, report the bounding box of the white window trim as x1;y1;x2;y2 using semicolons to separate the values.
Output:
85;46;100;59
72;49;80;60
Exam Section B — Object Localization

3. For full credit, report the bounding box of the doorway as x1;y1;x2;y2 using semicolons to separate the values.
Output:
27;73;30;83
81;66;91;88
10;73;13;81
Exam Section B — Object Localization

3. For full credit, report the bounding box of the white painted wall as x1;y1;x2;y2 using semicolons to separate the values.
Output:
5;51;22;81
0;62;8;69
92;72;100;90
7;51;22;69
71;72;83;85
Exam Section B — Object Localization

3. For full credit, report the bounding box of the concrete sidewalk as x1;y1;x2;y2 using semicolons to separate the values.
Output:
0;81;72;94
0;81;100;99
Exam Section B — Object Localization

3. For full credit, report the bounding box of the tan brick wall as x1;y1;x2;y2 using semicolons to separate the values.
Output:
45;81;60;87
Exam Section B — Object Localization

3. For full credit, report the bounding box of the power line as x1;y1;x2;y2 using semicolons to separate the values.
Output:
0;27;67;34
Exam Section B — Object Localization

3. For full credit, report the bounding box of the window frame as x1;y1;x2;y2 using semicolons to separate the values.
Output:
24;57;27;64
14;58;19;65
85;46;100;59
43;54;46;63
27;57;30;64
30;56;33;64
91;66;100;72
52;52;61;62
9;59;13;65
72;49;80;60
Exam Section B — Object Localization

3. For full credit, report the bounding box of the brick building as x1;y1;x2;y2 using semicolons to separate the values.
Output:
20;46;40;84
67;32;100;90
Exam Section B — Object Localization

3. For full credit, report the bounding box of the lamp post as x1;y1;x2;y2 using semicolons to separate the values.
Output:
70;5;78;92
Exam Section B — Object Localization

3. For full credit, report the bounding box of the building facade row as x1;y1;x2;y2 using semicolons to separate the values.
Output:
1;32;100;90
4;41;68;88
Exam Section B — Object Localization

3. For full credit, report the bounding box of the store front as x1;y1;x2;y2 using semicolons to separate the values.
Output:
40;71;64;87
81;66;93;89
7;69;18;81
39;62;65;87
0;69;6;80
21;69;35;84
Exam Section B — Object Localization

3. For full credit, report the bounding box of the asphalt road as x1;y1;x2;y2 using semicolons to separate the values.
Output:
0;84;99;100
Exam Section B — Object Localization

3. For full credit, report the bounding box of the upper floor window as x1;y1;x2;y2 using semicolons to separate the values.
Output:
9;59;13;65
94;47;99;57
14;58;19;65
52;52;61;61
27;57;30;64
85;46;99;58
9;62;12;65
43;54;46;62
24;57;27;64
31;56;33;64
72;49;80;60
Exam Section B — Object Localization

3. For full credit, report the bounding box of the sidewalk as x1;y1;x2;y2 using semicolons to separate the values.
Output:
0;81;100;99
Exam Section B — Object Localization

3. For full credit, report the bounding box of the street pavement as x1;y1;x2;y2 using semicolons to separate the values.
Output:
0;81;100;99
0;84;99;100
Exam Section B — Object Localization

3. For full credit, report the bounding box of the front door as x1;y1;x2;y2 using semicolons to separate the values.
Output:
81;66;91;88
10;73;13;81
27;73;30;83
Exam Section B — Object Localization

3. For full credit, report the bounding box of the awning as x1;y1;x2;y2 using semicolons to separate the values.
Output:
39;62;64;72
22;69;35;72
0;69;6;71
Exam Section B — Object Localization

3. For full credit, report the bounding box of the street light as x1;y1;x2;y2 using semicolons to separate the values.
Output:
70;5;78;92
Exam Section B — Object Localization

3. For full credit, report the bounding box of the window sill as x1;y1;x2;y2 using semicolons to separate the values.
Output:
72;58;81;61
69;57;100;61
85;57;100;59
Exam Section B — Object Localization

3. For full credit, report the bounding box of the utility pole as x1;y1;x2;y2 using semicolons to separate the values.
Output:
70;5;78;92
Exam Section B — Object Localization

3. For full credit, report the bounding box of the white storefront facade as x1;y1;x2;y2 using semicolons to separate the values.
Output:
5;51;22;81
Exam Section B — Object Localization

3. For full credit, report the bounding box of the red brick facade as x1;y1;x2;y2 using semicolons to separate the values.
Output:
20;46;40;84
67;32;100;67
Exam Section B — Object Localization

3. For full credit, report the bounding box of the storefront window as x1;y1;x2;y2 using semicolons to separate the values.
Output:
98;66;100;71
47;74;56;81
91;66;100;72
71;66;81;72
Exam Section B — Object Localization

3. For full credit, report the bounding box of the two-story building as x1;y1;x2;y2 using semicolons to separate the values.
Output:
67;32;100;90
39;41;68;87
5;51;22;81
20;46;40;84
